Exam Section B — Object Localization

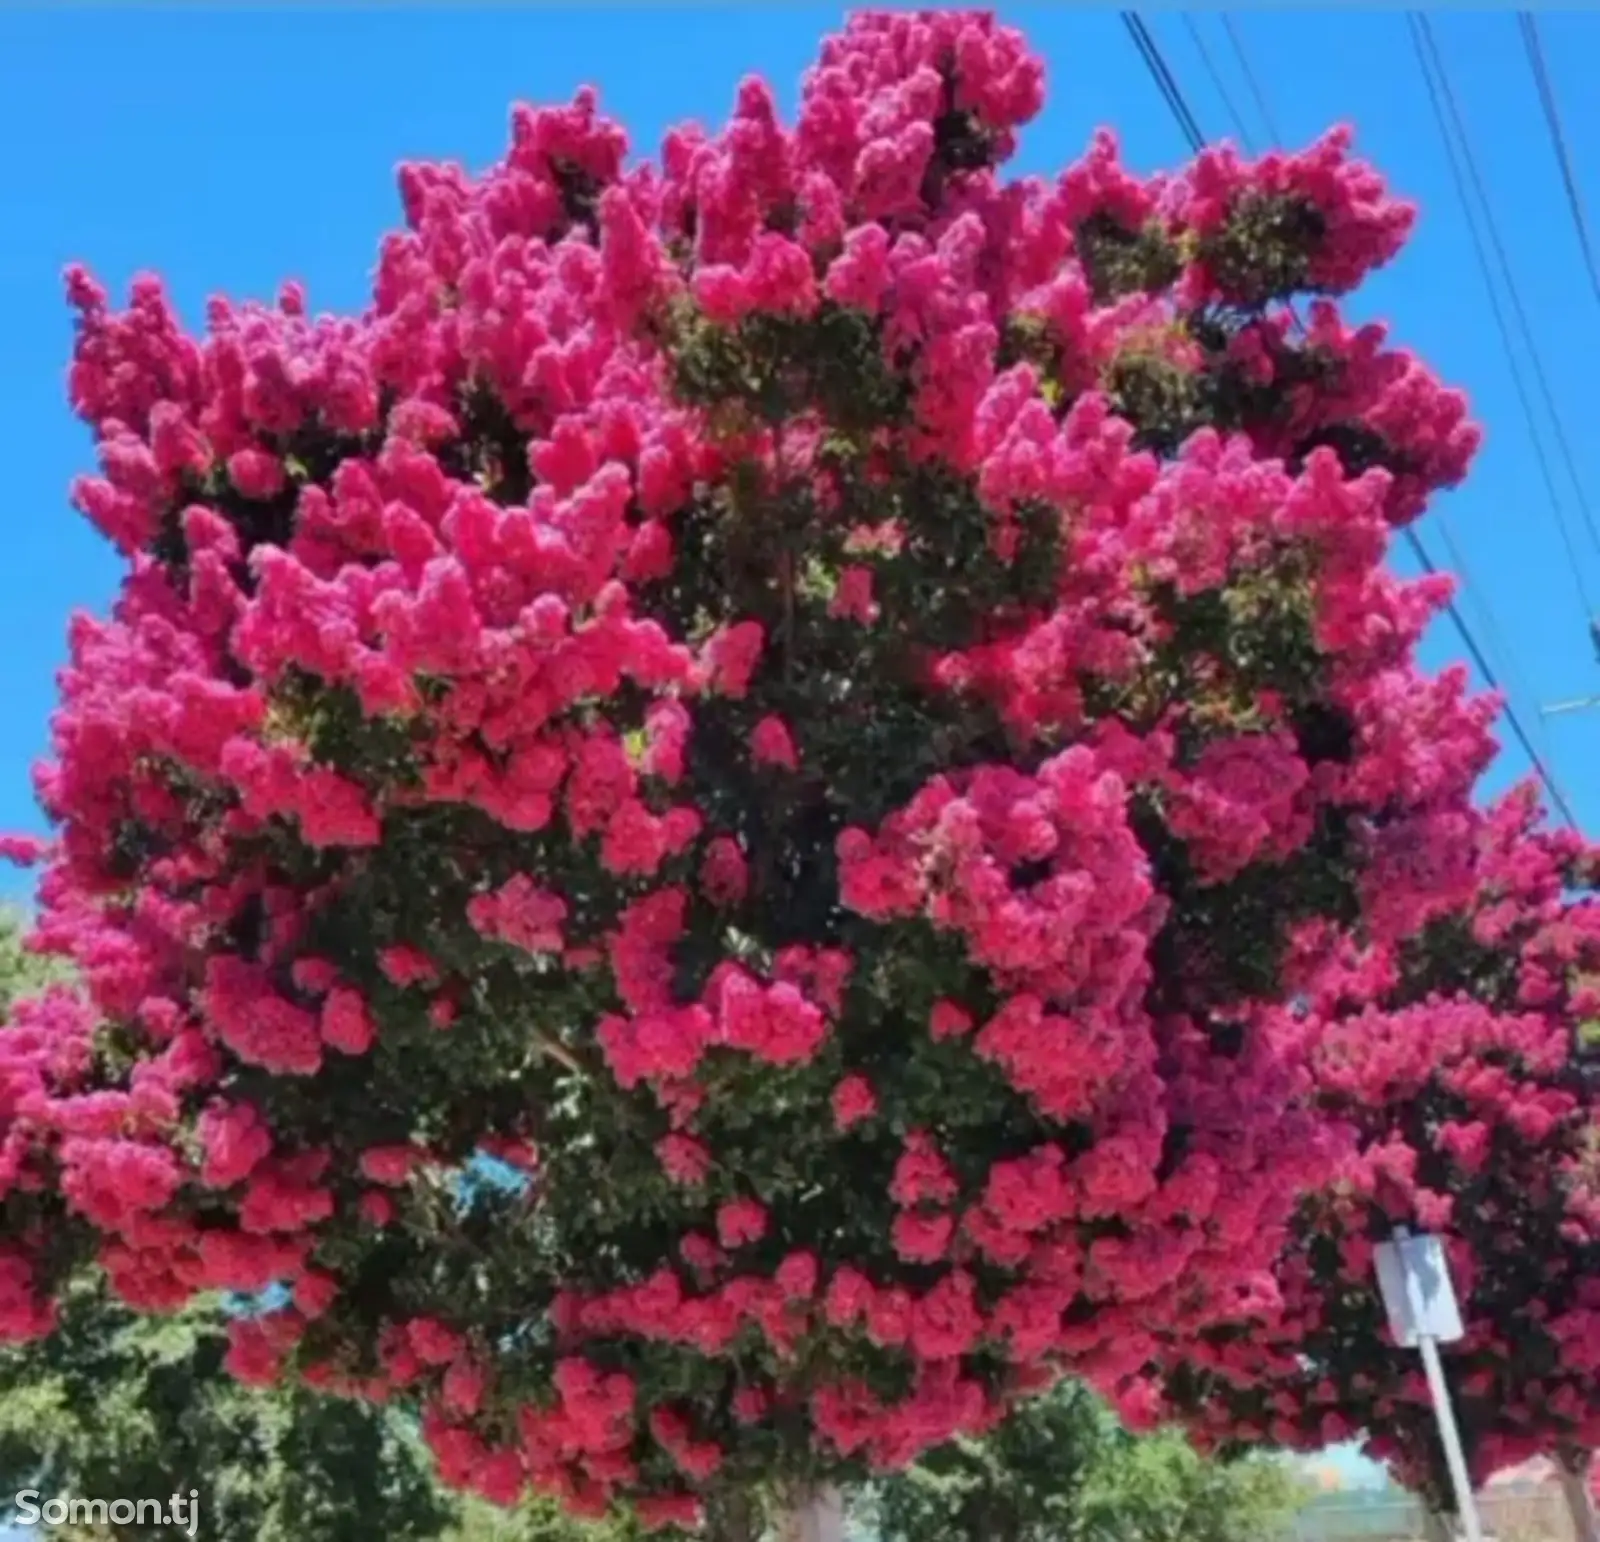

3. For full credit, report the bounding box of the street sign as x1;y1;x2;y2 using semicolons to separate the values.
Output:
1372;1228;1480;1542
1374;1232;1465;1348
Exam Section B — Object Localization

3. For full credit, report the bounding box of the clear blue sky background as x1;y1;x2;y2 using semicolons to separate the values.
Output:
2;2;1599;1498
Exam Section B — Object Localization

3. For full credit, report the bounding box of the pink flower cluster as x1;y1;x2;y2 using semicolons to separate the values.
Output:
0;7;1525;1527
1173;788;1600;1499
1181;128;1415;301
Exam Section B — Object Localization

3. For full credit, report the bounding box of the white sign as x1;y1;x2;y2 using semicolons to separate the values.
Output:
1371;1229;1481;1541
1373;1232;1464;1348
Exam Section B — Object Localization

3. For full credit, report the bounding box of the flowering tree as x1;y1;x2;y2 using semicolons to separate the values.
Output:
0;8;1502;1534
1164;787;1600;1520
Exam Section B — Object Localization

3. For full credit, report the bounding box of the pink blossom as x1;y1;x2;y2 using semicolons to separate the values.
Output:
750;715;800;771
831;1074;877;1131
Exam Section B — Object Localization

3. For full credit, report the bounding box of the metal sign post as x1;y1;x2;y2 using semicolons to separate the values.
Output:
1372;1227;1483;1542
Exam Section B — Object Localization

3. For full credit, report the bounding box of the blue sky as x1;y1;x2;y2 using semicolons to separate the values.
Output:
0;4;1595;1498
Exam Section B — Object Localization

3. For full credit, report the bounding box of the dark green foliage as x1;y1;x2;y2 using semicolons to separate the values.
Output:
0;1281;451;1542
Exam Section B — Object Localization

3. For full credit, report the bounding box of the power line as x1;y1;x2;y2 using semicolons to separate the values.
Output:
1227;11;1579;828
1403;536;1581;831
1180;14;1257;151
1413;14;1600;571
1406;14;1595;620
1121;13;1204;153
1120;9;1580;829
1519;13;1600;317
1433;516;1561;772
1220;13;1284;148
1402;11;1600;800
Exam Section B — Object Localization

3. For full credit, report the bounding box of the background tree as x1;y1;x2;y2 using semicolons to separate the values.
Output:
0;1278;454;1542
1165;786;1600;1526
0;1273;662;1542
446;1495;648;1542
862;1376;1106;1542
1070;1427;1305;1542
0;7;1509;1534
863;1377;1305;1542
0;903;66;1011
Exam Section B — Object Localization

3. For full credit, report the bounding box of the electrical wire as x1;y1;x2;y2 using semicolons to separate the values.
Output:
1519;13;1600;317
1121;13;1204;153
1403;536;1580;831
1180;14;1257;152
1407;13;1594;624
1433;516;1561;772
1220;13;1285;148
1120;8;1580;829
1414;14;1600;571
1230;10;1579;825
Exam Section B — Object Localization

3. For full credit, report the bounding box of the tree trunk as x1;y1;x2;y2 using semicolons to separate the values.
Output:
773;1487;846;1542
1558;1449;1600;1542
703;1488;761;1542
